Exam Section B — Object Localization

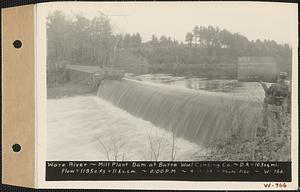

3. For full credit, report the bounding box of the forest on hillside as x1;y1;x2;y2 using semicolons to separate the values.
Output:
47;11;292;74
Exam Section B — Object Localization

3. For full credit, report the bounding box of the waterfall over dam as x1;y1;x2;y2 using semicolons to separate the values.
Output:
97;79;263;146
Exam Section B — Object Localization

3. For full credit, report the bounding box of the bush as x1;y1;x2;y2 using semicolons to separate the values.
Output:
195;113;291;161
47;65;69;87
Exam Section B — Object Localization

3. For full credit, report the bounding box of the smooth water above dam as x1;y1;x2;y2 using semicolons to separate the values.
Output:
97;79;263;146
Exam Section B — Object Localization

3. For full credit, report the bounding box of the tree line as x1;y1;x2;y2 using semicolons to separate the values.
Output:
47;11;145;69
184;25;291;59
47;11;292;75
135;25;291;74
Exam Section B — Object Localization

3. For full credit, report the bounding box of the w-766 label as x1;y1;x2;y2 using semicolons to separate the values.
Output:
264;183;287;188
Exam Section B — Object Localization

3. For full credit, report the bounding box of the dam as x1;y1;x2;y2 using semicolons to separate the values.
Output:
97;78;263;146
64;65;264;146
48;65;265;160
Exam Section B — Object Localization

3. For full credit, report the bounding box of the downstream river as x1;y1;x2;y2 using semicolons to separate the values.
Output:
47;95;204;161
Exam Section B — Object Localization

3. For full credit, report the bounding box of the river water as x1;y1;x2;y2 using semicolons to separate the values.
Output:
47;76;265;161
47;95;204;161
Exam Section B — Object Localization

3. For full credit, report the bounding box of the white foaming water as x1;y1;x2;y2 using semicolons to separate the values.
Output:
47;95;204;161
97;79;263;146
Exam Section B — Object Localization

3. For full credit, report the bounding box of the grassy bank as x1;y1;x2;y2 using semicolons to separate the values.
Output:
194;115;291;161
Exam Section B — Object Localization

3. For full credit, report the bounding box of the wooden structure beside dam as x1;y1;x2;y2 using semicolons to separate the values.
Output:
66;65;125;89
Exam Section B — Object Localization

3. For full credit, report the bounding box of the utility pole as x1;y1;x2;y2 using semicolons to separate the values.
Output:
112;37;120;67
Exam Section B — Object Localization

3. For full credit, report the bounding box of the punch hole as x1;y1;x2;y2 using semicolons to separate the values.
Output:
12;143;21;152
13;40;22;48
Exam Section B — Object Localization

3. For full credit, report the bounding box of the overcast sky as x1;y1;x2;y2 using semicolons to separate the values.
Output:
42;2;298;45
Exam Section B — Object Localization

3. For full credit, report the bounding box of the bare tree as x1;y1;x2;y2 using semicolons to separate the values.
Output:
95;131;125;161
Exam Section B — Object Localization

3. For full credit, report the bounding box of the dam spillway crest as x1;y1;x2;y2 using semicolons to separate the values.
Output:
97;79;263;147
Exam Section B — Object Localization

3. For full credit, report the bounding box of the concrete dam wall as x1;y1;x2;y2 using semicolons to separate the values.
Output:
97;79;263;146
